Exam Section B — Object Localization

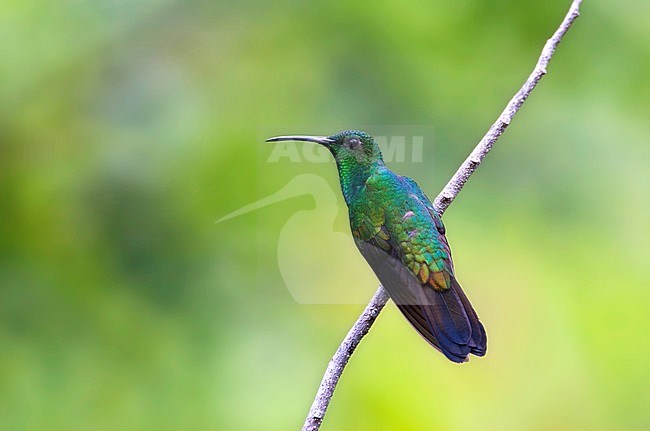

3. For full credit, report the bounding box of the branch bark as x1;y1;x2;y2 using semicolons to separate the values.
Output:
303;2;583;430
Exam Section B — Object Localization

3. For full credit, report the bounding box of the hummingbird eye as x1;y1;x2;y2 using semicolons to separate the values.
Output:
347;137;362;149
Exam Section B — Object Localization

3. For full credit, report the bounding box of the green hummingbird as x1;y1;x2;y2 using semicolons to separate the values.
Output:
267;130;486;363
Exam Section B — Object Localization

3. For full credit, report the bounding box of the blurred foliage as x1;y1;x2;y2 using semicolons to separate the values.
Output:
1;0;649;430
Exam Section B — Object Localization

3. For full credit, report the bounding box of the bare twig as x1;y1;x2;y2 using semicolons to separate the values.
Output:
434;0;583;214
302;288;390;431
303;2;583;430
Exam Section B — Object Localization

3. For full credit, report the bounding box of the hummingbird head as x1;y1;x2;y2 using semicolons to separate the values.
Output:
266;130;384;204
266;130;384;166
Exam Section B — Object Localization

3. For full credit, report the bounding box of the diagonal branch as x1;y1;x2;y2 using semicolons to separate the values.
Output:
303;2;583;430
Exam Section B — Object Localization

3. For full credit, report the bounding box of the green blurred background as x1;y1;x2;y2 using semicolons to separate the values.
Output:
1;1;648;430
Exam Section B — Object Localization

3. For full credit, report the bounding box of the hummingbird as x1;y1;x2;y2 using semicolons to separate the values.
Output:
266;130;486;363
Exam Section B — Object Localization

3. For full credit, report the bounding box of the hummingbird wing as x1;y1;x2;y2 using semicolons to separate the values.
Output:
399;176;487;357
352;176;486;362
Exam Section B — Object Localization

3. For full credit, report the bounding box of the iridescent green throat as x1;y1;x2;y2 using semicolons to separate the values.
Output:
334;155;384;204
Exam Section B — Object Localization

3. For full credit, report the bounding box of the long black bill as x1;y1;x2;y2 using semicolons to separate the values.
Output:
265;135;334;145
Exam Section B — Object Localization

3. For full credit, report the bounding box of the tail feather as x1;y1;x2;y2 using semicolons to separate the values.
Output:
355;239;486;362
395;302;470;363
393;276;487;363
451;278;487;356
